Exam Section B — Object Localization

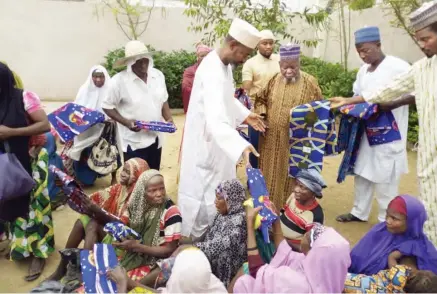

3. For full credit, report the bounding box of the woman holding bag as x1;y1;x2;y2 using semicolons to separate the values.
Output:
0;63;52;281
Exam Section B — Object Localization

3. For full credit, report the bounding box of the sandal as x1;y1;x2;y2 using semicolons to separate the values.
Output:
25;257;46;282
336;213;365;223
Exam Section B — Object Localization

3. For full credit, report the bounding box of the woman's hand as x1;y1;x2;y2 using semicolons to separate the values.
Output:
0;125;15;140
246;206;262;229
329;97;348;109
107;266;128;292
388;250;402;268
113;240;140;252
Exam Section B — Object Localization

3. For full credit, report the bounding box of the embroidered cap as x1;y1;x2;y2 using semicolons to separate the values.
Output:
410;1;437;31
355;26;380;44
279;43;300;60
259;30;276;41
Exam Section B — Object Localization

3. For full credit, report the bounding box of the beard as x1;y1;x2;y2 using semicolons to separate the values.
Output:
284;76;298;84
260;51;272;59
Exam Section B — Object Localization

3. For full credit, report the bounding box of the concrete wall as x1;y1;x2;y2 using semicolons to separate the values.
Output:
0;0;425;99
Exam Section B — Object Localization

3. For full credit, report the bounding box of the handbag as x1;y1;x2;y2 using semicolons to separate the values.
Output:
0;141;35;221
87;122;119;175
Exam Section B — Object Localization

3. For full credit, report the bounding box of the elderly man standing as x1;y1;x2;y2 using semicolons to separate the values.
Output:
330;1;437;244
181;44;212;114
103;40;173;170
254;44;323;210
242;30;279;168
178;18;266;240
336;27;412;224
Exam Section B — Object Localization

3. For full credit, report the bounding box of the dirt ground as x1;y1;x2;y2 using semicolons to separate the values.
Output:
0;114;419;292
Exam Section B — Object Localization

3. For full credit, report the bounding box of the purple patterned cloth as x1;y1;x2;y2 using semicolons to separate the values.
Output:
48;103;105;142
339;102;401;146
103;222;141;242
235;88;252;109
246;168;278;243
135;121;177;133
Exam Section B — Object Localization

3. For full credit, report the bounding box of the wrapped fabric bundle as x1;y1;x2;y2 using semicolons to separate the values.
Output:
245;168;278;243
103;222;141;242
135;121;177;133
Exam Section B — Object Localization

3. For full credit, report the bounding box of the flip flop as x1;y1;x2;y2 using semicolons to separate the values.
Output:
336;213;365;223
25;258;46;282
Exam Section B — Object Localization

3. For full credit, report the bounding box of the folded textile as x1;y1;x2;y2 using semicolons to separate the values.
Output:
49;165;121;222
339;102;401;146
135;121;177;133
103;222;141;242
48;103;105;142
245;168;278;243
289;100;338;177
81;244;118;294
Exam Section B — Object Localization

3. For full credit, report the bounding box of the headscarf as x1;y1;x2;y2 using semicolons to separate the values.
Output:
74;65;110;113
0;61;23;89
90;158;149;222
196;43;212;55
349;195;437;275
215;179;246;214
120;169;166;271
388;196;407;215
163;248;227;293
296;169;327;198
197;179;247;287
233;227;350;293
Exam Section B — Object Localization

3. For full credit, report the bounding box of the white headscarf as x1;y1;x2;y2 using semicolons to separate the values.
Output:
162;249;228;293
74;65;110;112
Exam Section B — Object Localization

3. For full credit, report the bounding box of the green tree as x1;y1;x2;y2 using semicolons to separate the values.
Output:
94;0;165;40
183;0;329;47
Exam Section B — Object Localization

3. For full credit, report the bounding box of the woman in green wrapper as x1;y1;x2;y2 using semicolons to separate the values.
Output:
112;169;182;281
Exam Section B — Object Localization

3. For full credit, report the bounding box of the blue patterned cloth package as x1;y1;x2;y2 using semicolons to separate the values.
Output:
135;121;177;133
288;100;338;177
103;222;141;242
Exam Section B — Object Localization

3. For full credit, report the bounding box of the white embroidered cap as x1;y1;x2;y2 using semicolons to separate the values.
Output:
229;18;262;49
259;30;276;41
410;0;437;31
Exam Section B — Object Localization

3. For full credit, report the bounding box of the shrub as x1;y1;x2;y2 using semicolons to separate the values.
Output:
102;47;418;144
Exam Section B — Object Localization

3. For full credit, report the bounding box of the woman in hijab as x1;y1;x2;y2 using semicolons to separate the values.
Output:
113;169;182;281
349;194;437;275
139;179;247;288
61;65;121;186
0;63;52;281
232;205;351;293
107;247;227;293
47;158;149;281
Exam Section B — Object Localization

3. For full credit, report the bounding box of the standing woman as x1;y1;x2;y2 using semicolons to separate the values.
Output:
0;63;52;281
62;65;121;186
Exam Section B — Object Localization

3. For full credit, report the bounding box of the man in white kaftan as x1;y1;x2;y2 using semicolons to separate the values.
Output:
178;18;265;239
330;1;437;245
336;27;411;223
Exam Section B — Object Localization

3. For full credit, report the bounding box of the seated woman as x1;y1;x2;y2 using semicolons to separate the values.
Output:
61;65;121;186
349;195;437;275
113;169;182;281
47;157;149;281
232;204;351;293
280;169;325;251
139;179;247;288
108;247;228;293
344;259;437;293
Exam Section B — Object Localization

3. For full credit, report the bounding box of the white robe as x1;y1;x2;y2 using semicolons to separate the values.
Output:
353;56;410;183
178;51;251;237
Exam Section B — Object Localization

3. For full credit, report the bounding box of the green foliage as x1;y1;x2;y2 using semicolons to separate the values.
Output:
300;56;357;97
408;105;419;144
183;0;328;46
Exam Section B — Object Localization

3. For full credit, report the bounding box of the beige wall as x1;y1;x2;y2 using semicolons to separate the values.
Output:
0;0;425;99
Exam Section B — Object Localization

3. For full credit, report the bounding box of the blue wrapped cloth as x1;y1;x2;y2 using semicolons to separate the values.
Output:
48;103;105;142
81;244;118;294
103;222;141;242
135;121;177;133
289;100;338;177
245;168;278;243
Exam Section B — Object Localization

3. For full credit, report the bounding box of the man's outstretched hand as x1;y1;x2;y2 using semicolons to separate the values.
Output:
243;145;259;168
329;97;348;109
245;113;266;132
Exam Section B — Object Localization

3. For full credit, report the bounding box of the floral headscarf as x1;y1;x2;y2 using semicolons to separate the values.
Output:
124;158;150;192
215;179;246;214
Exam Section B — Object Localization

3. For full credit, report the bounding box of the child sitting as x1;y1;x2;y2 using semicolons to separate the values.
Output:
279;169;325;251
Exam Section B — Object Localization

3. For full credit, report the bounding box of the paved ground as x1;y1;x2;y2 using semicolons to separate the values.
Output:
0;102;419;292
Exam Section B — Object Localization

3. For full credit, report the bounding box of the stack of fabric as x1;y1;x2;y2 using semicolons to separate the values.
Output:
288;100;338;177
48;103;105;142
